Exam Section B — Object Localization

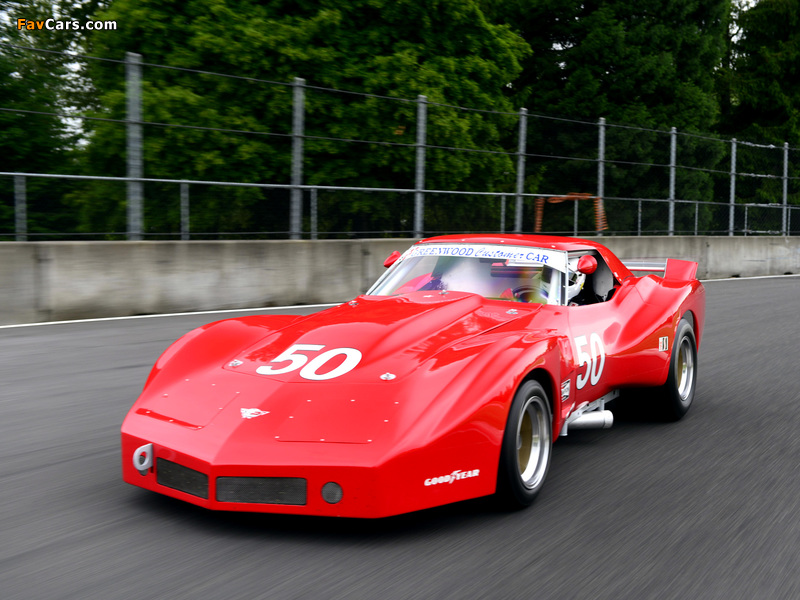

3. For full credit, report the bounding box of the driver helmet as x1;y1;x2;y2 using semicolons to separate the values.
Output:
566;258;586;303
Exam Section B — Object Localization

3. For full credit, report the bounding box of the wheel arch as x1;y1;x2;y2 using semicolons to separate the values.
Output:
655;297;702;386
522;368;555;411
494;369;556;508
676;280;705;349
681;309;695;331
518;366;559;437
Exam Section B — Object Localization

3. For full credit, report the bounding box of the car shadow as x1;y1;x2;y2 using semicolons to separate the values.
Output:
129;489;508;541
123;402;680;541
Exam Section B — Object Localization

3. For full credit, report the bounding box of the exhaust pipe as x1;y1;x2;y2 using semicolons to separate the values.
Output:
566;410;614;432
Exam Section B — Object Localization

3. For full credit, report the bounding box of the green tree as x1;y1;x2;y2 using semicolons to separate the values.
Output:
717;0;800;218
485;0;728;234
724;0;800;145
74;0;530;237
0;0;80;237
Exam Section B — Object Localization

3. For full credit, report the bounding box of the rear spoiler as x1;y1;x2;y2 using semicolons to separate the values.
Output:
623;260;667;273
623;259;698;281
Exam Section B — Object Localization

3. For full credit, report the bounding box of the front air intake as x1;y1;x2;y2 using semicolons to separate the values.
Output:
156;458;209;499
216;477;307;505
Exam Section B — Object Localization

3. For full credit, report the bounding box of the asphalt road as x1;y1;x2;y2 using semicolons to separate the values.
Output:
2;277;800;600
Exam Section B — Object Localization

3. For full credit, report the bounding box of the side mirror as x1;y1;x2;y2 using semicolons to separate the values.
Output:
383;251;402;268
576;255;598;275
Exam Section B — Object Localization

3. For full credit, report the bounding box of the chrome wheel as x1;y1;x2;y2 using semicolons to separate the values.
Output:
498;380;552;508
658;317;697;421
517;395;551;490
676;335;695;404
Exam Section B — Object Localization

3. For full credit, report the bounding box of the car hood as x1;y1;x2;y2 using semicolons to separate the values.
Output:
226;292;536;383
134;292;543;447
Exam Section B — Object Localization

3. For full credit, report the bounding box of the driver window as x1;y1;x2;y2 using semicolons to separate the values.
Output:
568;252;618;305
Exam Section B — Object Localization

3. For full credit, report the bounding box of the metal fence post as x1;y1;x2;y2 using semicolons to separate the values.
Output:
783;142;789;236
291;77;305;240
500;194;506;233
574;197;579;237
515;108;527;233
414;95;427;238
14;175;26;241
126;52;143;241
638;201;642;236
596;117;606;236
669;127;677;236
180;182;189;240
311;187;318;240
729;138;737;236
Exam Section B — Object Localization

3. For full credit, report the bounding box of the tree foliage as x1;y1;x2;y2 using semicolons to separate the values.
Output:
717;0;800;208
4;0;799;238
73;0;529;236
485;0;729;233
489;0;728;129
725;0;800;145
0;0;80;235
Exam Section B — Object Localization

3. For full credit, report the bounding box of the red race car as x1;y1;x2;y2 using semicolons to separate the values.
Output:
121;234;705;518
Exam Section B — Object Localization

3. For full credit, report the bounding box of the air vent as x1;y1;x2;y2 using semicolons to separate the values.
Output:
156;459;209;499
216;477;307;505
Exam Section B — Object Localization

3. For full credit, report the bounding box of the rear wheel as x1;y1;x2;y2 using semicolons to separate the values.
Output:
658;317;697;421
497;380;552;508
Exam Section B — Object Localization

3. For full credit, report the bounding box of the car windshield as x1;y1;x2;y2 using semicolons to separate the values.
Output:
367;243;569;305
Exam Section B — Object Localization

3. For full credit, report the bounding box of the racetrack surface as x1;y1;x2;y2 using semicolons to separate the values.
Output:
2;277;799;600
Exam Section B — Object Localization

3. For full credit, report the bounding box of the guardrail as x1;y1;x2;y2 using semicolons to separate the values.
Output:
3;172;799;242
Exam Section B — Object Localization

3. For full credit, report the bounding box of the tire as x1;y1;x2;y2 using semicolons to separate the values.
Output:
496;380;553;508
658;317;697;421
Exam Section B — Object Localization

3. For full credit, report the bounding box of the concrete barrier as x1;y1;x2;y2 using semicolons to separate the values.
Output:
1;236;798;325
596;236;800;280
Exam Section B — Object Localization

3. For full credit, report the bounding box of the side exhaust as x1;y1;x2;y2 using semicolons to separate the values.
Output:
567;410;613;431
559;390;619;436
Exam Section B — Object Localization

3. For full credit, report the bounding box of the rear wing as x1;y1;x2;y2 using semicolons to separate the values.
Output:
623;260;667;273
623;259;698;281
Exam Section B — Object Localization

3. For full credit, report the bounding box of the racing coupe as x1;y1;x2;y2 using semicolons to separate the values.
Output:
122;234;705;518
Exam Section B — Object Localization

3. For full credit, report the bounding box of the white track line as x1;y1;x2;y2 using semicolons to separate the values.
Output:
0;303;339;330
701;273;800;282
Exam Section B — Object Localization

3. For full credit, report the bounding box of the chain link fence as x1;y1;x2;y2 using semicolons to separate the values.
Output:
2;45;799;240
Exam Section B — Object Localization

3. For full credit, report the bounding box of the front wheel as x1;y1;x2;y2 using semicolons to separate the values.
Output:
497;380;552;508
658;317;697;421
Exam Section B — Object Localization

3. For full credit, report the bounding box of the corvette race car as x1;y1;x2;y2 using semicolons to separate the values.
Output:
122;234;705;518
